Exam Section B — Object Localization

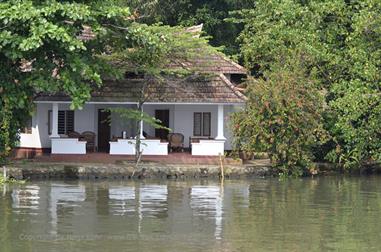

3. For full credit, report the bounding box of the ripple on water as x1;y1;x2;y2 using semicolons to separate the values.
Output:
11;185;40;212
1;177;381;252
109;186;135;215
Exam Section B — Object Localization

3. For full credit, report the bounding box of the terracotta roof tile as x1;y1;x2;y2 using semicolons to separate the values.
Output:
35;74;246;104
168;54;246;74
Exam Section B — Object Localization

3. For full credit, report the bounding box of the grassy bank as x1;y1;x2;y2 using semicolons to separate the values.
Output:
1;167;25;185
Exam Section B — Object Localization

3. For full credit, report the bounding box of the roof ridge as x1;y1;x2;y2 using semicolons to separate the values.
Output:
218;73;247;101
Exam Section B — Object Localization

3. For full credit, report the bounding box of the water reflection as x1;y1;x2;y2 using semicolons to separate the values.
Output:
1;177;381;251
12;185;40;211
50;183;86;234
139;185;168;218
109;186;135;215
190;185;223;239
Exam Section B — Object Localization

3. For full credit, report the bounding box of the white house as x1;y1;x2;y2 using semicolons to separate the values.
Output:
16;54;246;157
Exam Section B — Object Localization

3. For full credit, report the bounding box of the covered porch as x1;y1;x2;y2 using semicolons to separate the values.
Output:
43;101;235;156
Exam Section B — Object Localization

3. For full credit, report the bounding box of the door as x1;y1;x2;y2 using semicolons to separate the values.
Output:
155;110;170;140
98;109;111;152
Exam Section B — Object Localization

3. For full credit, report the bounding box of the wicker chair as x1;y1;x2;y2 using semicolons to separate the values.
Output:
167;133;184;152
67;131;81;139
81;131;96;152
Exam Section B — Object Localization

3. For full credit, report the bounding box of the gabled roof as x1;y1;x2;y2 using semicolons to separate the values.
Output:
34;24;247;104
35;73;246;104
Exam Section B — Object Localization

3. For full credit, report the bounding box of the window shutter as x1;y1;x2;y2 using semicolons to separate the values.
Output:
193;112;202;136
66;111;75;134
48;110;52;135
58;111;65;134
202;113;211;136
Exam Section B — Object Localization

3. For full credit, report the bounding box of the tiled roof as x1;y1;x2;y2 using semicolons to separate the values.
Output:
35;73;246;104
168;54;247;74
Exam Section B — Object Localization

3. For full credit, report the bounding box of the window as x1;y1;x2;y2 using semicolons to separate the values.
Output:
193;112;211;137
48;110;75;135
21;116;32;134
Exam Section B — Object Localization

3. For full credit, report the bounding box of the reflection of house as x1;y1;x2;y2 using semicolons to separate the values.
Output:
190;185;223;239
109;186;135;215
16;26;246;158
49;183;86;234
11;185;40;210
8;182;256;244
139;185;168;218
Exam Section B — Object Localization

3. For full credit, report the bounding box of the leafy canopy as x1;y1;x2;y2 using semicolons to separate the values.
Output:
232;63;326;176
119;0;256;56
1;0;129;162
232;0;381;170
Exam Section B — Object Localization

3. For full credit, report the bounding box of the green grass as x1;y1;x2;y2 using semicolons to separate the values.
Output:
0;174;26;185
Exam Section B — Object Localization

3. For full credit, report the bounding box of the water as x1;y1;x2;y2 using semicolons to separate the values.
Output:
1;176;381;252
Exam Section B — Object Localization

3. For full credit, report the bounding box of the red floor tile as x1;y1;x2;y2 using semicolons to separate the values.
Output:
29;152;240;165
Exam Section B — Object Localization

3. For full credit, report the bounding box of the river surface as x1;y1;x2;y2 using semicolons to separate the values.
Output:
1;176;381;252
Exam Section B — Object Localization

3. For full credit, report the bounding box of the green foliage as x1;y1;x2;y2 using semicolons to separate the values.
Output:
0;174;4;185
234;0;381;171
326;1;381;169
232;66;327;176
120;0;256;56
0;172;25;185
0;0;131;163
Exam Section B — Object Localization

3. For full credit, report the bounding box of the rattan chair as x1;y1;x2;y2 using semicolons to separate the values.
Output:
167;133;184;152
67;131;81;139
81;131;96;152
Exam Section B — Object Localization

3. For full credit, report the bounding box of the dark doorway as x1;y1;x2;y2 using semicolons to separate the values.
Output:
98;109;111;152
155;110;170;140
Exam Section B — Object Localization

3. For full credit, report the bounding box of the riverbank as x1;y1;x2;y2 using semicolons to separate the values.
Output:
5;159;379;181
5;160;273;180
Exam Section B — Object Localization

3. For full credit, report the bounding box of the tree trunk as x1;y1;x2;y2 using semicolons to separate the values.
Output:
135;102;144;166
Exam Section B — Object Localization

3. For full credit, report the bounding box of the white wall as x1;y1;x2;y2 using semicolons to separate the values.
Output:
19;103;51;148
172;105;217;147
75;104;96;133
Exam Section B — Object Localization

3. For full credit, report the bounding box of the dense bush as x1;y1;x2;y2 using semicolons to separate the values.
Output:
232;65;327;176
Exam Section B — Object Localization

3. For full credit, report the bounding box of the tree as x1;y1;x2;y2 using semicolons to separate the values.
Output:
231;63;326;176
232;0;381;171
0;0;131;163
326;1;381;169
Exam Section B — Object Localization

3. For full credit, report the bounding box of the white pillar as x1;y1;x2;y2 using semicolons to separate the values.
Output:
50;102;59;138
216;104;226;140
